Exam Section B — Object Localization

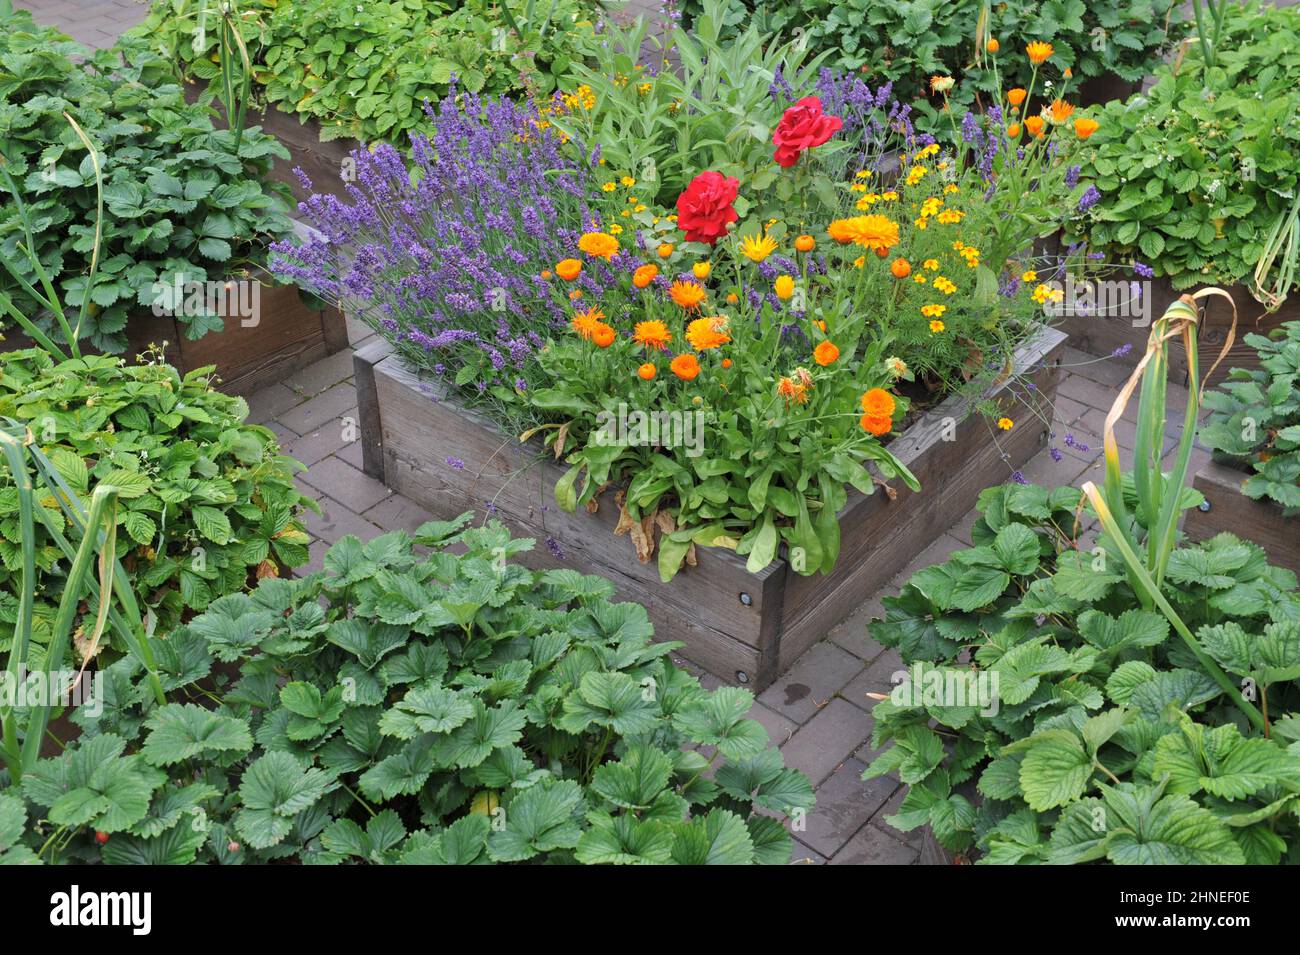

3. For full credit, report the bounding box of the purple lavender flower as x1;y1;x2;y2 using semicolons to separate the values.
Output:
1133;261;1155;279
1050;447;1064;462
1112;343;1133;358
1078;185;1102;212
546;536;565;559
1064;165;1081;189
445;456;465;470
1011;471;1028;485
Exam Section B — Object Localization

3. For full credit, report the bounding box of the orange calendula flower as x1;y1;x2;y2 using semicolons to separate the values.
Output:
795;234;816;252
540;269;553;280
1074;117;1099;139
669;280;706;311
986;38;999;53
1024;115;1045;137
1026;41;1053;64
813;341;839;366
569;289;583;300
860;389;895;418
930;75;954;94
860;413;892;436
891;258;911;278
571;307;607;339
670;353;701;381
1049;99;1075;124
1007;122;1022;138
637;362;656;380
1007;88;1027;107
657;243;674;258
826;214;900;252
633;319;672;350
556;258;582;280
777;376;811;405
693;261;712;280
685;316;730;351
721;358;732;369
578;231;619;260
592;324;616;348
725;292;739;304
774;275;795;300
632;263;659;288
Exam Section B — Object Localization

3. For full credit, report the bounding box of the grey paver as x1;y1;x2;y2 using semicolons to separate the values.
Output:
278;382;358;435
300;455;392;512
798;758;897;858
758;640;863;724
363;494;436;534
829;823;920;865
301;496;382;546
779;698;874;787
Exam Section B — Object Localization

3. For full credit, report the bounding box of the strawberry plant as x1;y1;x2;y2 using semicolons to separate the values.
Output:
3;517;813;864
1200;320;1300;514
0;5;294;351
0;348;311;649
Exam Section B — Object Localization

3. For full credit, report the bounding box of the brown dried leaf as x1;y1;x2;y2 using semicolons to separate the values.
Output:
256;559;280;580
553;421;571;460
685;542;697;567
629;510;657;563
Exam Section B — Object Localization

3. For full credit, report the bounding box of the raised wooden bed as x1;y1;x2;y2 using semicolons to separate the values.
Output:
353;327;1067;689
1058;277;1297;387
125;282;348;396
1183;459;1300;574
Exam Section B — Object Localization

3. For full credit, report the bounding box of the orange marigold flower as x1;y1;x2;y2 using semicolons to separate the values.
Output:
578;231;619;260
860;413;892;436
670;353;701;381
1007;87;1027;107
669;280;706;310
592;323;616;348
795;234;815;252
657;242;674;258
570;307;607;340
774;275;795;300
1049;99;1075;124
1074;117;1099;139
686;316;730;351
1024;115;1045;137
1006;123;1022;138
633;319;672;350
891;258;911;278
556;258;582;280
860;387;896;418
721;358;732;369
813;341;840;366
632;263;659;288
826;214;900;252
637;362;656;380
1026;41;1053;65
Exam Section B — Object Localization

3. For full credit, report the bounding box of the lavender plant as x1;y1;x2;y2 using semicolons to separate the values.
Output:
271;90;606;425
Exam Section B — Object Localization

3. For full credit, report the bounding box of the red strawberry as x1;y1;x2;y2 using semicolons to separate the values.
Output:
95;831;110;845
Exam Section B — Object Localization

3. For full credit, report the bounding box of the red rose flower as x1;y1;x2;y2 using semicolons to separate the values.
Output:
772;96;843;167
675;171;740;245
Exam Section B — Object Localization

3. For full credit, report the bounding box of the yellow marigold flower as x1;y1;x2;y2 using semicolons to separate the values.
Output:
633;319;672;350
609;223;623;235
1021;270;1038;282
936;210;965;225
621;176;636;187
669;280;706;310
579;231;619;260
740;232;779;262
855;170;871;179
851;183;868;193
1026;41;1053;65
913;274;927;284
882;191;899;201
827;214;900;252
686;315;730;350
933;276;957;295
923;259;940;271
905;165;927;186
774;275;795;300
997;417;1014;431
571;306;607;339
918;143;941;159
921;303;947;318
693;261;712;280
634;204;647;213
854;255;866;268
602;181;617;192
944;183;959;194
929;319;946;333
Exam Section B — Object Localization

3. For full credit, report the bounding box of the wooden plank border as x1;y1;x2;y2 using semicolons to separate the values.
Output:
1184;459;1300;574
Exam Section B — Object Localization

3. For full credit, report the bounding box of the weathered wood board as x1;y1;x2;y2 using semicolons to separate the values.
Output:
356;327;1068;689
1184;459;1300;574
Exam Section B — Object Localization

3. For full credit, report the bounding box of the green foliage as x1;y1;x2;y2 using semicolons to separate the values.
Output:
135;0;601;145
1;517;812;864
0;349;310;653
0;6;294;351
863;483;1300;863
681;0;1183;131
1201;321;1300;514
1074;1;1300;289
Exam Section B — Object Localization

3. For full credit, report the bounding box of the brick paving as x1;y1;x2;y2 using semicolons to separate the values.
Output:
21;0;1218;865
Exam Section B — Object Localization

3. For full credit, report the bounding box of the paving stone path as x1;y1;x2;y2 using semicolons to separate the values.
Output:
20;0;1215;864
